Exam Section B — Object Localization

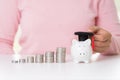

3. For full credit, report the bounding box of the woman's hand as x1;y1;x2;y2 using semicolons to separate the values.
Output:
88;26;112;53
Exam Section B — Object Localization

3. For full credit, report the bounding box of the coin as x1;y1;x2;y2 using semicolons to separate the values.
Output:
27;56;34;63
56;47;66;63
35;54;44;63
45;51;54;63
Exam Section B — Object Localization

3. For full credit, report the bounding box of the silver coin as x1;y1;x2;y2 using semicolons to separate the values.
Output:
27;56;35;63
35;54;44;63
45;51;54;63
21;59;26;63
11;60;19;63
18;59;22;63
56;47;66;63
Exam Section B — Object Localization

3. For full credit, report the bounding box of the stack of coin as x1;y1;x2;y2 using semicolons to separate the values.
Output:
27;56;35;63
35;54;44;63
45;51;54;63
19;59;26;63
56;47;66;63
11;48;67;64
11;60;19;63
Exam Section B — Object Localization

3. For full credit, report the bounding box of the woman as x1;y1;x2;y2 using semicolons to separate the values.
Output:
0;0;120;55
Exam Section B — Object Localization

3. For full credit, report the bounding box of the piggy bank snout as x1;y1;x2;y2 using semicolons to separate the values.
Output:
79;52;87;56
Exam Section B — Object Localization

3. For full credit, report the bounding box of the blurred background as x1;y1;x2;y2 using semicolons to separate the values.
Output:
115;0;120;19
13;0;120;53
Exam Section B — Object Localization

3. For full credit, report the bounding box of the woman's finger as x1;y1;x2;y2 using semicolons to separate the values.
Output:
94;40;111;47
94;34;110;42
94;46;109;53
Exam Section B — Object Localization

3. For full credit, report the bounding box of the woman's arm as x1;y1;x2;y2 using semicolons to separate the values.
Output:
96;0;120;55
0;0;20;54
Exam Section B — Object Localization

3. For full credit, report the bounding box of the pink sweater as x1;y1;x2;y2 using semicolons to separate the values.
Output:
0;0;120;54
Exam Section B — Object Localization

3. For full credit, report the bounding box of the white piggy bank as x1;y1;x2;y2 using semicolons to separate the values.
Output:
71;39;92;63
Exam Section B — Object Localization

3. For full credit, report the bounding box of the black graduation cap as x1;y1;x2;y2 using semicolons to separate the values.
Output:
74;32;94;41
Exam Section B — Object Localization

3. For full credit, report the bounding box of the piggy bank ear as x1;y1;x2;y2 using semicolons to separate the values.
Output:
72;39;79;45
84;39;91;45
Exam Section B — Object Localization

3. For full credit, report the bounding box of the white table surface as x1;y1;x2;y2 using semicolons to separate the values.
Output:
0;54;120;80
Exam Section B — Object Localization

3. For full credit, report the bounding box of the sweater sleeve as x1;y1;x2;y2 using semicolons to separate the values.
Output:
0;0;20;54
96;0;120;55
